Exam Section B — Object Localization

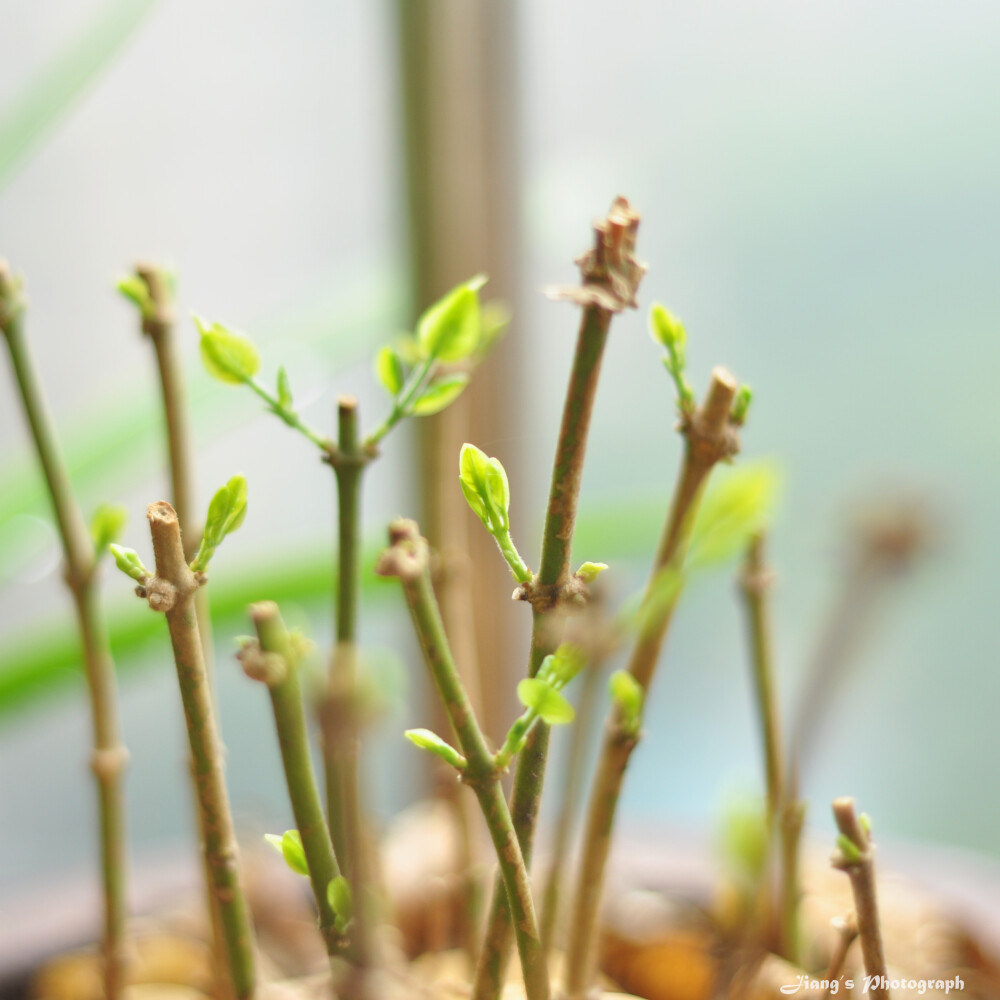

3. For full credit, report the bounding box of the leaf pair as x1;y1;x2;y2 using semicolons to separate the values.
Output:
374;343;469;417
190;475;248;573
265;830;353;933
459;443;510;535
516;643;586;727
650;303;695;412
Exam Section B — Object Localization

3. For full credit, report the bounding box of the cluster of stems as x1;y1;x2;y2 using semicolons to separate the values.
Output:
1;262;130;1000
563;366;741;998
471;196;648;1000
377;521;552;1000
7;193;911;1000
735;503;926;967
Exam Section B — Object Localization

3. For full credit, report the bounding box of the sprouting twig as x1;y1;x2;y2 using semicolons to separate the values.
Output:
377;520;551;1000
564;367;741;999
472;195;645;1000
320;396;378;976
0;262;130;1000
143;502;258;1000
831;798;890;1000
125;262;229;991
246;602;344;961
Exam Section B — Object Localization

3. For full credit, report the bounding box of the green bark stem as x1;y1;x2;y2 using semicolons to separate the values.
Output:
564;369;739;999
133;263;230;992
250;602;344;958
739;533;784;826
0;268;129;1000
473;197;643;1000
146;502;257;1000
539;654;602;955
321;395;376;975
377;521;550;1000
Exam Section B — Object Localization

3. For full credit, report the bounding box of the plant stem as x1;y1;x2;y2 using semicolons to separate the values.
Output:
377;521;550;1000
134;263;230;992
539;654;602;957
472;196;644;1000
244;376;333;452
145;502;257;1000
738;533;783;826
831;798;889;1000
822;913;859;999
739;532;802;960
249;601;344;959
321;396;376;975
564;368;739;999
0;265;129;1000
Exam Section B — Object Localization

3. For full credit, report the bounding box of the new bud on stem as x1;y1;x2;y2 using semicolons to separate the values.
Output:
459;443;532;582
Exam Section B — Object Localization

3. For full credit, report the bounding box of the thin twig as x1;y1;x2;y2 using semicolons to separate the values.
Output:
247;602;344;961
564;368;740;999
538;653;602;957
0;262;129;1000
822;913;859;999
739;534;783;826
738;533;801;960
321;396;377;978
377;520;550;1000
831;798;890;1000
144;502;257;1000
131;262;230;993
472;196;645;1000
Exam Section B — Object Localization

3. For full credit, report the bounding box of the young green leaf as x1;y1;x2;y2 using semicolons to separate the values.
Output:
405;728;467;770
109;544;149;582
190;474;248;573
483;456;510;526
731;384;753;425
538;643;586;689
264;829;309;877
459;443;509;532
649;302;686;356
374;345;405;396
276;365;293;409
416;274;487;362
835;833;862;865
689;462;780;569
194;314;260;385
90;503;127;554
575;561;608;584
477;299;511;355
327;875;353;933
115;275;152;317
459;443;493;526
411;373;469;416
609;670;643;734
517;678;575;725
